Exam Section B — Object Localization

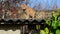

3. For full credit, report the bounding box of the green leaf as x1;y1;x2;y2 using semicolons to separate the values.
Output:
50;32;53;34
40;30;46;34
58;21;60;26
52;21;58;29
36;25;40;30
58;8;60;15
46;18;51;26
45;27;49;34
51;11;58;29
56;29;60;34
56;20;60;26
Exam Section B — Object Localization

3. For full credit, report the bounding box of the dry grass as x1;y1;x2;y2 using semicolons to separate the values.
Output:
14;11;58;20
4;9;58;20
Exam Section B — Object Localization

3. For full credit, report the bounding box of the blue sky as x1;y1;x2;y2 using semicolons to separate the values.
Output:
57;0;60;8
0;0;60;10
27;0;60;9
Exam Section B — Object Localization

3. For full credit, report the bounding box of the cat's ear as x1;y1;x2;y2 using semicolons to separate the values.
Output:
20;4;27;9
